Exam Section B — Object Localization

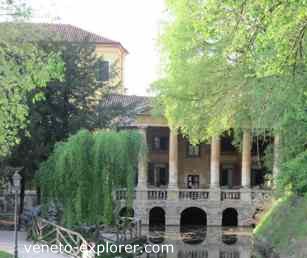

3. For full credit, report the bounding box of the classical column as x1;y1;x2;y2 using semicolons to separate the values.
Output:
273;134;280;186
210;136;220;188
137;127;147;189
168;129;178;189
241;129;252;188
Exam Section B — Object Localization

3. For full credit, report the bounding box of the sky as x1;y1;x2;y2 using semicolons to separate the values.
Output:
28;0;166;96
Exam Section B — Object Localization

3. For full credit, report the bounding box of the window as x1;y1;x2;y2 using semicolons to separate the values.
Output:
95;60;109;82
187;143;200;157
152;136;169;151
220;164;238;188
148;163;169;187
187;175;200;189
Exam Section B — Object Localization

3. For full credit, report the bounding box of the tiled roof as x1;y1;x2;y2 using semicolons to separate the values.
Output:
97;94;152;127
2;23;128;53
102;94;151;113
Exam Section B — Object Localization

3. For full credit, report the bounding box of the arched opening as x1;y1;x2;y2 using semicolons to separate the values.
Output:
222;208;238;227
119;207;134;218
180;207;207;244
149;207;165;231
180;207;207;231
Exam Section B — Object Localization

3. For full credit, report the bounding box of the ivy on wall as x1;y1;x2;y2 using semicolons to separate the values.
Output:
37;129;145;226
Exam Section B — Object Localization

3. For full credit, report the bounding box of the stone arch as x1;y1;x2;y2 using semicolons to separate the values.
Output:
149;207;165;231
178;205;208;218
222;208;238;227
180;207;207;231
119;207;134;218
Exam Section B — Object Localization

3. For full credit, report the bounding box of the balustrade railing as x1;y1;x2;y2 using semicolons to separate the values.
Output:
115;188;272;202
179;190;209;200
147;190;168;200
221;190;241;201
115;189;136;200
220;250;240;258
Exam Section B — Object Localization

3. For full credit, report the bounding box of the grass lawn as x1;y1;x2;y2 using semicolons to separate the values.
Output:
0;251;13;258
254;194;307;256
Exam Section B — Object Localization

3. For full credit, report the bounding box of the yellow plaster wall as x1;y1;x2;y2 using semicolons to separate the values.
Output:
95;44;126;93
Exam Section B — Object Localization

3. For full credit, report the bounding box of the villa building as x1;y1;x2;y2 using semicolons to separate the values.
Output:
109;95;275;228
0;23;128;215
36;23;128;92
1;24;274;229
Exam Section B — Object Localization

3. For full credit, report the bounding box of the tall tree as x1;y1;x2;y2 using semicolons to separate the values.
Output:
8;40;125;196
0;1;63;159
154;0;307;194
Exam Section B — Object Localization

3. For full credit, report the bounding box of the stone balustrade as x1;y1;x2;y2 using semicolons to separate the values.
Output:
220;190;241;201
179;189;210;200
115;189;136;200
115;188;272;203
147;190;168;200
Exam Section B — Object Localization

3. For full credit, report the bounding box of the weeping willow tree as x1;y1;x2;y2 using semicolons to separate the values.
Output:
37;129;145;226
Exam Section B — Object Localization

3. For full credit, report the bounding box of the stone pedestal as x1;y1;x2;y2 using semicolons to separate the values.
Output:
136;189;147;201
241;188;252;203
167;188;178;201
209;188;221;202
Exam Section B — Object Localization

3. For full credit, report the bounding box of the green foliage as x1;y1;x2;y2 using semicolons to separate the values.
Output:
0;5;63;158
37;129;144;226
6;39;128;191
154;0;307;194
278;151;307;195
255;195;307;256
0;250;13;258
